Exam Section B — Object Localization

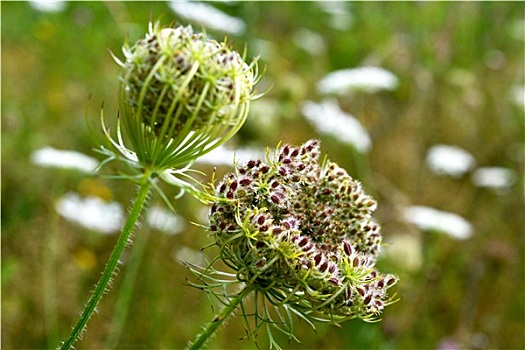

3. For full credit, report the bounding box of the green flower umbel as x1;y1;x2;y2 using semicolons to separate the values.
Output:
105;22;260;174
187;140;398;349
210;139;397;321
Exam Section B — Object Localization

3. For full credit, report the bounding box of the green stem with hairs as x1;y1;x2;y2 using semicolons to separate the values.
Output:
188;286;252;350
59;172;152;350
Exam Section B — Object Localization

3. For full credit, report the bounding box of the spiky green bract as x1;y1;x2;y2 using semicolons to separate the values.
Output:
188;140;398;349
105;21;260;176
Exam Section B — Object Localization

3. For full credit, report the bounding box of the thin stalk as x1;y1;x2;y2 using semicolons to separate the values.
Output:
59;173;152;350
188;286;252;350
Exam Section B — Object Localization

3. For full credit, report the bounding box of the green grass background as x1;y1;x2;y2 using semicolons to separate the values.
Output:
2;1;524;349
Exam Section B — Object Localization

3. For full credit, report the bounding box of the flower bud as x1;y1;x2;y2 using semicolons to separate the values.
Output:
113;22;260;171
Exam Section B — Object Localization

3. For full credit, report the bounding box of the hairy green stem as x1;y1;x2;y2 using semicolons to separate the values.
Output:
188;287;252;350
59;174;152;350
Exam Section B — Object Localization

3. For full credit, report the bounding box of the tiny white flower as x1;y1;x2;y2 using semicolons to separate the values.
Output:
404;206;473;240
301;98;371;153
426;145;476;178
146;206;185;235
28;0;66;13
168;1;246;35
472;167;516;190
31;147;99;173
55;193;124;234
317;66;399;95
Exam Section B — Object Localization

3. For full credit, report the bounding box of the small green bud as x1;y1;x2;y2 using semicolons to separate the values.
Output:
112;22;260;171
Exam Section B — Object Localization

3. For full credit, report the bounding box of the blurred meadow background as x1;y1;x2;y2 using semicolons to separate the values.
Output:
2;1;524;349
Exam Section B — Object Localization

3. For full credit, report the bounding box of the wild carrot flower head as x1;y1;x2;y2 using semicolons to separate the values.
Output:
104;22;260;174
208;140;398;326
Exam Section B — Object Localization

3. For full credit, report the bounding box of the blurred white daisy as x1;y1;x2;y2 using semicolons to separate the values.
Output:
403;206;473;240
317;1;353;31
293;28;327;56
472;167;516;190
301;98;372;153
28;0;66;13
168;1;245;35
317;66;399;95
196;145;265;166
426;145;476;178
146;206;186;235
31;146;99;173
55;193;124;234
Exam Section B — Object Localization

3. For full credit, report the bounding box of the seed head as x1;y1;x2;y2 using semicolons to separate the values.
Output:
111;22;260;171
209;140;398;321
